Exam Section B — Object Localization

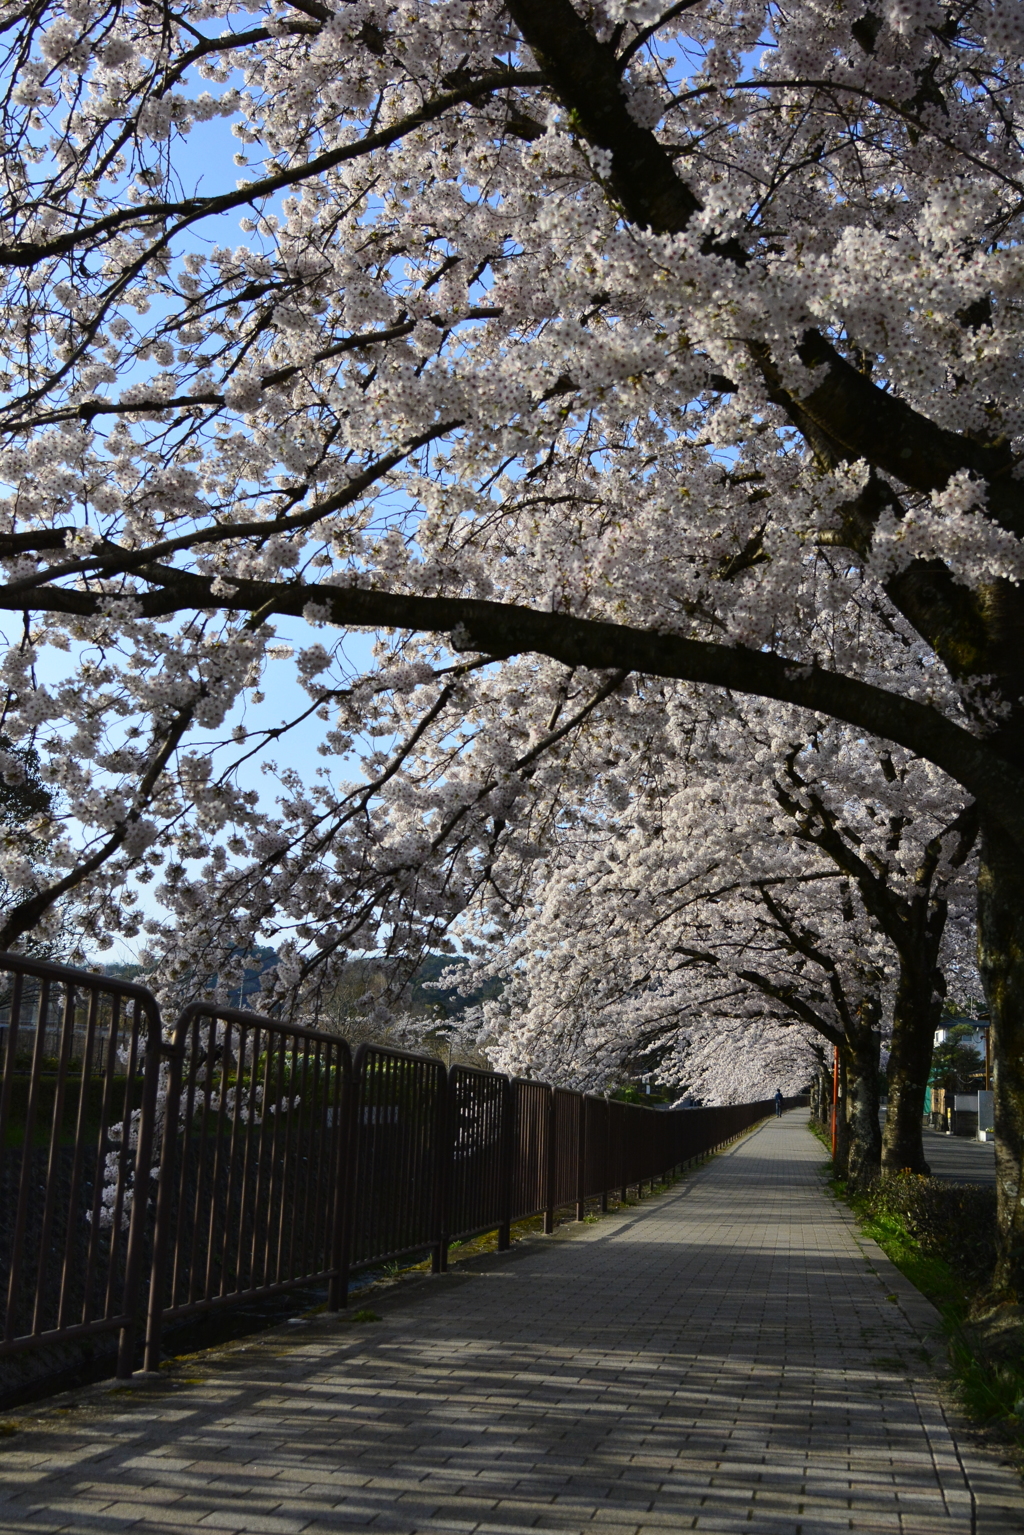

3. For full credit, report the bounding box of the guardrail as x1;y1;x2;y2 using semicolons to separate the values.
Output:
0;951;806;1385
0;955;162;1379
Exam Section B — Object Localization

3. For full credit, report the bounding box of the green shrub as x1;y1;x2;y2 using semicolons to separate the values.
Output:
815;1128;1024;1439
862;1173;997;1296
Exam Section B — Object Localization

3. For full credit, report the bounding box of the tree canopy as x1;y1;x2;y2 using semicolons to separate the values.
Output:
1;0;1021;944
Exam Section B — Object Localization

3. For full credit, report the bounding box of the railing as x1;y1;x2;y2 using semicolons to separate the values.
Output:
0;955;163;1379
144;1003;351;1364
0;951;806;1386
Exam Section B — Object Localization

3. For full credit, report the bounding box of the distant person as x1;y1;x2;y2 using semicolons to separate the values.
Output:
775;1088;783;1118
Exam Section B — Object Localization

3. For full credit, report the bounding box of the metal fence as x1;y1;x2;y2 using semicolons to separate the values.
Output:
144;1002;351;1368
0;955;162;1379
0;951;806;1385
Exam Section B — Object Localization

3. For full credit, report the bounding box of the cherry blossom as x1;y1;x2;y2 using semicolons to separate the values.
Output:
0;0;1021;1271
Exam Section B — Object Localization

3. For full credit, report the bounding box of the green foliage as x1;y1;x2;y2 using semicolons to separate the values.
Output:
349;1309;381;1323
930;1023;985;1093
860;1173;997;1295
948;1333;1024;1425
409;953;502;1017
610;1083;671;1105
807;1114;831;1154
822;1149;1024;1440
858;1206;964;1314
0;740;51;830
2;1071;133;1147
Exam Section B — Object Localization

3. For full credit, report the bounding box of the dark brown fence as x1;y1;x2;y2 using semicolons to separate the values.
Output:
0;951;806;1387
144;1003;350;1369
0;955;162;1379
344;1044;447;1282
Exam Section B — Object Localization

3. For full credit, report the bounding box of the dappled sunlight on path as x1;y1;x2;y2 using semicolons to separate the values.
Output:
1;1113;1021;1534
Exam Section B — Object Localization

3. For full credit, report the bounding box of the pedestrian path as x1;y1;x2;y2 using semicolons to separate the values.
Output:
2;1112;1022;1534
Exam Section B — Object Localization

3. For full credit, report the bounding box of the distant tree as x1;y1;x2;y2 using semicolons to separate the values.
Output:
0;738;83;958
931;1023;985;1096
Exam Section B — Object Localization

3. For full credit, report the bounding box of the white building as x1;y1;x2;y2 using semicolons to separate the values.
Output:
933;1018;988;1053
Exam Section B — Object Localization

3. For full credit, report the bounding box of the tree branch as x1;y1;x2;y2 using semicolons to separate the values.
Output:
7;570;1023;848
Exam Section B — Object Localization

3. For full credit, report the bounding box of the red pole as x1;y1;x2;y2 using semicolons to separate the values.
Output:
831;1046;839;1163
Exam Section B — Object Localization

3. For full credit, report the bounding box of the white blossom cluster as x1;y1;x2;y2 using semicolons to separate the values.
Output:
408;683;976;1100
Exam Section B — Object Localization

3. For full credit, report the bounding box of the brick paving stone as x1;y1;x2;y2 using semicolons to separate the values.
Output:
3;1112;1024;1533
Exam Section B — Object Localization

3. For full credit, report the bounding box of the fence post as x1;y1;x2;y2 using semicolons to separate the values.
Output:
327;1042;354;1311
620;1104;628;1204
432;1063;451;1274
117;1000;165;1379
575;1095;586;1222
600;1099;609;1214
543;1086;556;1234
142;1008;191;1371
497;1075;514;1252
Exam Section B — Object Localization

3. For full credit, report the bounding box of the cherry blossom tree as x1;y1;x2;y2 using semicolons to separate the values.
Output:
769;734;978;1174
439;694;974;1184
1;0;1023;1278
665;1016;821;1109
467;845;884;1181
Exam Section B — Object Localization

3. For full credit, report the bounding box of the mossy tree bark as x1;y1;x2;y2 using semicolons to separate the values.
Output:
841;1021;883;1190
979;819;1024;1298
882;971;942;1175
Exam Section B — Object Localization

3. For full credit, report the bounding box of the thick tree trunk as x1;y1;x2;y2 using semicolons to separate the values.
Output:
882;972;938;1175
979;819;1024;1298
832;1053;850;1179
817;1067;831;1125
842;1029;882;1189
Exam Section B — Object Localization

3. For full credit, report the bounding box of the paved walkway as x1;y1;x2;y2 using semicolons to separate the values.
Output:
2;1112;1023;1535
